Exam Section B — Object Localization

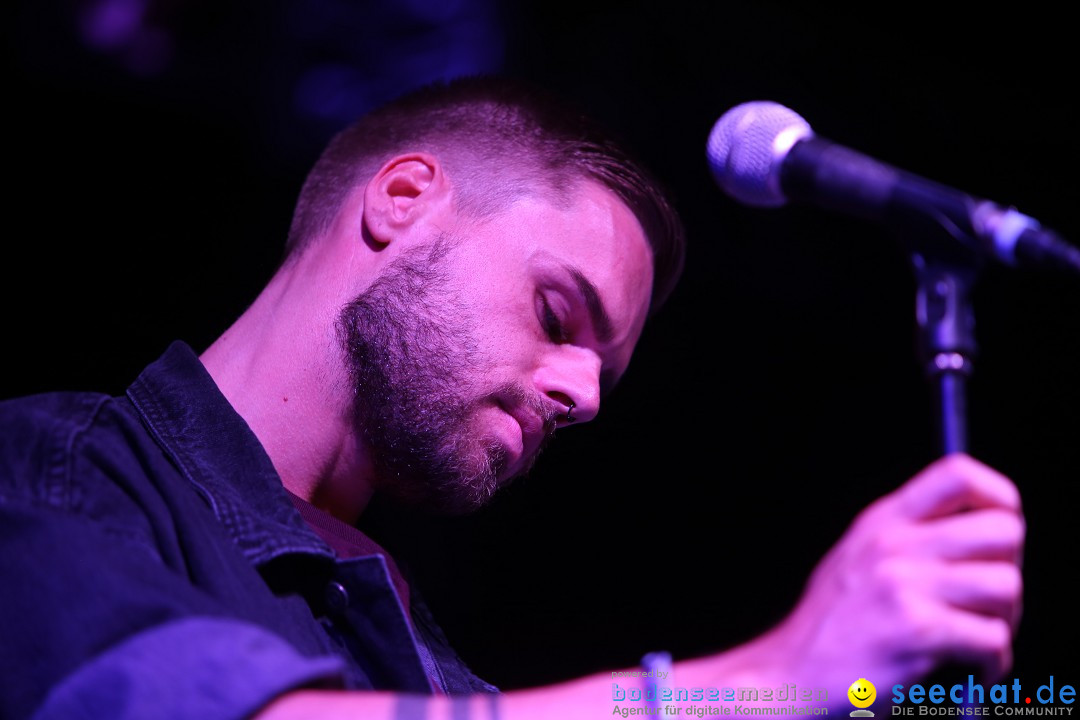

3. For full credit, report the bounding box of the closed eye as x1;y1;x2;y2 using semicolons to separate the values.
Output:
540;296;569;344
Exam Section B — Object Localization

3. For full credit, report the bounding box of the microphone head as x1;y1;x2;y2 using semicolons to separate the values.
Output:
706;101;814;207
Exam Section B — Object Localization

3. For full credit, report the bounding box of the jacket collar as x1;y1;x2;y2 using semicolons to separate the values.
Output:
126;341;335;567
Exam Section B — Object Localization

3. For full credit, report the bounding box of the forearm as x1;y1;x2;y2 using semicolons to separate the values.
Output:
256;638;804;720
256;674;603;720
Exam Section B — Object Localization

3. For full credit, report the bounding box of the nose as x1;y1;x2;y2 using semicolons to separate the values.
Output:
533;346;602;426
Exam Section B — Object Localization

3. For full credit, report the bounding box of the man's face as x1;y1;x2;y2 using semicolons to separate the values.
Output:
338;180;654;514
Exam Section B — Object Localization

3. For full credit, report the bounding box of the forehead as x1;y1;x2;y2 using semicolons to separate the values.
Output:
458;179;654;375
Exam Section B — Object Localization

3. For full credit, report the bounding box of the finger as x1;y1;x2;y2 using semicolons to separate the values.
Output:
894;454;1021;521
938;610;1013;683
907;601;1013;682
933;561;1024;631
907;509;1025;562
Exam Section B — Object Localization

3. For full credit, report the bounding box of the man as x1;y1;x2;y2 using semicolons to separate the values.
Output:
0;78;1022;720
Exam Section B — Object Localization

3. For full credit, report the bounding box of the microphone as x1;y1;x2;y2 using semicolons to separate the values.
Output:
706;101;1080;274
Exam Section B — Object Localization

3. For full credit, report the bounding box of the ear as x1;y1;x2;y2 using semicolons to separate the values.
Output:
362;153;450;245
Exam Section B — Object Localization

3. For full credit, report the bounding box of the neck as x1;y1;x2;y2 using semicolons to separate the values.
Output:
200;260;376;524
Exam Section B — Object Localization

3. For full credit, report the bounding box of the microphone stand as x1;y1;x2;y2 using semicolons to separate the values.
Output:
911;255;978;455
910;246;982;696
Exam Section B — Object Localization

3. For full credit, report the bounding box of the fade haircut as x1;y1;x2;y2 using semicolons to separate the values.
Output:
285;76;685;313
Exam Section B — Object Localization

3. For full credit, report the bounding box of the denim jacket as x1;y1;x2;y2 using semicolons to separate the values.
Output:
0;341;496;720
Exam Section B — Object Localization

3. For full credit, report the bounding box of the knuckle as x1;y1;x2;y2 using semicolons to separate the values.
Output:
1001;513;1026;548
856;494;895;528
899;598;938;647
985;618;1013;652
864;525;907;563
1000;564;1023;599
871;556;912;593
941;453;972;474
892;586;926;625
1002;479;1023;511
939;453;978;482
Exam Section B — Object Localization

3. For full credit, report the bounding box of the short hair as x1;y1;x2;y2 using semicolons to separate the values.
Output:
285;76;685;313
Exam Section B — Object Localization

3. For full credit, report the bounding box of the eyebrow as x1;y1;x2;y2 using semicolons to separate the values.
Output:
564;265;615;345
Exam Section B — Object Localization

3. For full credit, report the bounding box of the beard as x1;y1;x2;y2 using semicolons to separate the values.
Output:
336;233;551;515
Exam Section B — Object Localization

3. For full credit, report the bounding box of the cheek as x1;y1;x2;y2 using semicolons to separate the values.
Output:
468;295;537;371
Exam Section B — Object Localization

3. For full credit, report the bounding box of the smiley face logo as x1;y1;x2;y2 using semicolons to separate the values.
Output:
848;678;876;709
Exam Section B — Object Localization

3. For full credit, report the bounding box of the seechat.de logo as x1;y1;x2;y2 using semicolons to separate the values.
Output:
891;676;1076;716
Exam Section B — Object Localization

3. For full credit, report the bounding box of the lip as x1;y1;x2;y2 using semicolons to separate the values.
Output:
498;400;546;470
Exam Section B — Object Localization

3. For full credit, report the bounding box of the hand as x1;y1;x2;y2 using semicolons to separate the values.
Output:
757;453;1024;691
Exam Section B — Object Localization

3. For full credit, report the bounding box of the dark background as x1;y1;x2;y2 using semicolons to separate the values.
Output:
9;0;1078;690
